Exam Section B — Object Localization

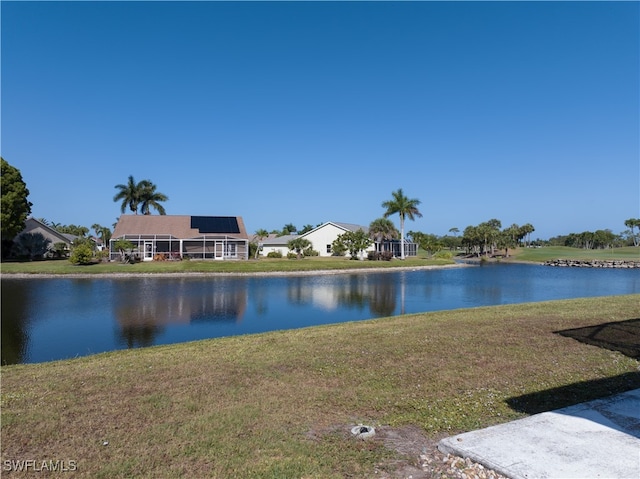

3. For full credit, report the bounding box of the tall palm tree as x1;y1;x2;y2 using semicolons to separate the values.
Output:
381;188;423;259
368;217;399;252
113;175;141;214
113;176;168;215
138;180;168;215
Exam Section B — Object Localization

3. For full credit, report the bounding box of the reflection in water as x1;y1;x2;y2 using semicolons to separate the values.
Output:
369;274;397;317
1;281;31;365
286;274;397;315
113;278;248;348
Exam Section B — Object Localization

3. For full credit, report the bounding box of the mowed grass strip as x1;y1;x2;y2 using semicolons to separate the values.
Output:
0;256;452;275
1;295;639;478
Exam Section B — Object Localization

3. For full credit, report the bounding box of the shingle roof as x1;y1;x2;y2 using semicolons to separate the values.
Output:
260;234;298;245
112;215;248;240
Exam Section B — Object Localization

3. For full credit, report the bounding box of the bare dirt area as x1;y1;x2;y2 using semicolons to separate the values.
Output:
372;425;508;479
310;424;508;479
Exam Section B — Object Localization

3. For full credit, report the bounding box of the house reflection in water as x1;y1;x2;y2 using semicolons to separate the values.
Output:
113;278;248;348
285;274;397;318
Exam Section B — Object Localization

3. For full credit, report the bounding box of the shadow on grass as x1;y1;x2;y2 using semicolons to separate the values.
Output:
554;318;640;359
506;318;640;415
506;372;640;415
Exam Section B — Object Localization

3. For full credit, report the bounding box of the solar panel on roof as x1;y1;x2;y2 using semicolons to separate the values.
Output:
191;216;240;234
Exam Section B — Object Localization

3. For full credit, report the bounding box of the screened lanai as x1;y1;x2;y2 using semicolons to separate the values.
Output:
109;215;250;261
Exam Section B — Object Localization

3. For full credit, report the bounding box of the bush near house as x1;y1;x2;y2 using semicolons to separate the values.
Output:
368;251;394;261
69;243;94;265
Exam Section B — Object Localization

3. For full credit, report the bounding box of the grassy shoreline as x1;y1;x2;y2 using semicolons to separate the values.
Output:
1;246;638;277
2;295;639;478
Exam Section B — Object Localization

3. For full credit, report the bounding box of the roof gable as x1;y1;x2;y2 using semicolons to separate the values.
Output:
301;221;369;238
22;218;76;244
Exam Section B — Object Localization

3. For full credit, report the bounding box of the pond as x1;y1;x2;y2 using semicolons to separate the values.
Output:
2;263;639;364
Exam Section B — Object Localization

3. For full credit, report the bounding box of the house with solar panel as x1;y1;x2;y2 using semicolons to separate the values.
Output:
109;215;250;261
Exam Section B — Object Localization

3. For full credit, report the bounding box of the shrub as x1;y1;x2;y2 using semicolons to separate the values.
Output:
287;252;297;259
434;250;453;259
11;233;51;260
69;243;94;265
367;251;393;261
267;251;283;258
51;242;69;259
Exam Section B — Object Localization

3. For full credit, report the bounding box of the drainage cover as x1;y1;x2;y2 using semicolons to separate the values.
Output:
350;425;376;439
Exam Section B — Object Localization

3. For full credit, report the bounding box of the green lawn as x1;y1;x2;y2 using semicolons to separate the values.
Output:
511;245;640;262
0;256;453;275
2;295;639;478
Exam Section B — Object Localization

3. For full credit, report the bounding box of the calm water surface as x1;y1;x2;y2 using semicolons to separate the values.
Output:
2;263;639;364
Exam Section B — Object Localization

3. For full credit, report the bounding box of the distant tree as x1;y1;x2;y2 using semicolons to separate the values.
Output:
287;237;311;259
500;225;520;257
462;225;482;256
281;223;297;236
92;223;112;247
1;158;32;256
333;229;372;260
448;227;459;236
477;219;502;256
299;224;314;234
624;218;640;246
520;223;535;247
57;224;90;237
11;233;50;260
253;228;269;259
408;231;442;257
368;218;399;252
381;188;423;259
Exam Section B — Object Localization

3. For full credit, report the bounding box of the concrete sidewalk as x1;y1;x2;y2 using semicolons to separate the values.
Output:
438;388;640;479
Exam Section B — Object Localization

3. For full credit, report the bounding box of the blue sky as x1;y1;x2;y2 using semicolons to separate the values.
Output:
2;1;638;240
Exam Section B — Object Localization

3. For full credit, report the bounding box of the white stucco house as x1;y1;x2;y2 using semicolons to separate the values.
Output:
259;222;376;258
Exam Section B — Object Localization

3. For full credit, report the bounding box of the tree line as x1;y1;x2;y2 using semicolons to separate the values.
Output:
2;156;638;261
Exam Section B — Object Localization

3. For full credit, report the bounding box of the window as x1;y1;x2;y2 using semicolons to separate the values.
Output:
326;244;332;254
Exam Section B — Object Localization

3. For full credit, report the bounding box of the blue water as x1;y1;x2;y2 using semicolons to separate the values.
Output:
2;263;638;364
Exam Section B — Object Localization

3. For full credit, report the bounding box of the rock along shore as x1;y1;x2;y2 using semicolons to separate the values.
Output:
544;259;640;268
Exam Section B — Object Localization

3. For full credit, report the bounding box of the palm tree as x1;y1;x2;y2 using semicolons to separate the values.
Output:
287;237;311;259
254;228;269;259
381;188;422;259
113;176;168;215
624;218;640;247
368;218;399;253
114;175;142;214
138;180;168;215
92;223;112;247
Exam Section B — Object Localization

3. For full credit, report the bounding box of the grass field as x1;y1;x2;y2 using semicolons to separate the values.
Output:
2;295;638;478
511;245;640;262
